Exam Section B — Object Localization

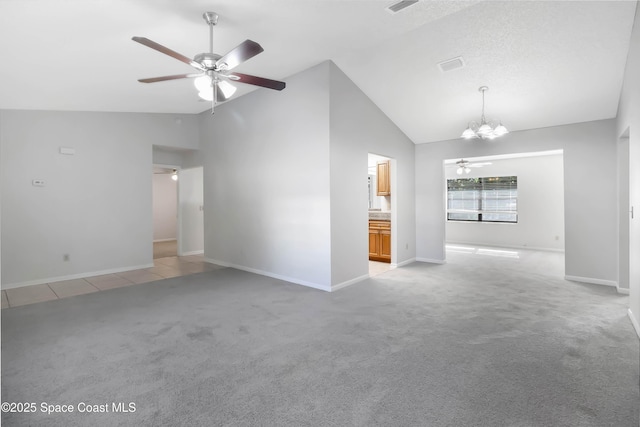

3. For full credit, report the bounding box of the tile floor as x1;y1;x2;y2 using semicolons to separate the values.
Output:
1;254;222;309
2;257;396;309
369;260;394;277
153;239;177;259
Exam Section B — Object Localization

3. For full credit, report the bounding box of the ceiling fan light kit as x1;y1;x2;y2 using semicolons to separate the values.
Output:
456;159;471;175
452;158;492;175
461;86;509;140
132;12;286;114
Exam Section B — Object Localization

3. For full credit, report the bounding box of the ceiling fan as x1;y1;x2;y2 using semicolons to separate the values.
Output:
454;159;492;175
132;12;286;114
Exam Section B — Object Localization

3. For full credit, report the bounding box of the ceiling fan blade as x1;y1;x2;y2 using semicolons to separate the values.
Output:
138;73;202;83
228;72;286;91
215;40;264;71
132;36;205;71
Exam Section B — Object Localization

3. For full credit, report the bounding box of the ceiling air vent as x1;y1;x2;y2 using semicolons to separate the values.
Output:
386;0;419;14
437;56;465;73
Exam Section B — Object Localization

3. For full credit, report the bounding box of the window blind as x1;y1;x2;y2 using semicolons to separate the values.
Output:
447;176;518;223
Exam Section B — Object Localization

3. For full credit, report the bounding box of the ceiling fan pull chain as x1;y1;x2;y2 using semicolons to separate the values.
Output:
481;87;486;124
211;79;216;115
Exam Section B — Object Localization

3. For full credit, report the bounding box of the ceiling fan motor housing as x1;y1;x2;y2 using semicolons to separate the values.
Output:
194;52;222;69
203;12;219;26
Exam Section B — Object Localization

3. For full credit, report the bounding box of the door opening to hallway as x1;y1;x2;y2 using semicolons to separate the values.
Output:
153;166;179;259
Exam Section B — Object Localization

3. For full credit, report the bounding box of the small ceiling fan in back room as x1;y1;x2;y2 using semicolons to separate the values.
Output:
454;159;492;175
132;12;286;114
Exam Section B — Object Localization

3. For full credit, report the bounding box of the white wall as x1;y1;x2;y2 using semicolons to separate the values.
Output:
153;147;184;166
152;173;177;241
329;62;416;288
616;1;640;336
618;137;630;291
0;110;199;288
179;166;204;255
416;119;618;285
152;146;203;170
445;153;565;251
200;62;332;290
198;61;416;291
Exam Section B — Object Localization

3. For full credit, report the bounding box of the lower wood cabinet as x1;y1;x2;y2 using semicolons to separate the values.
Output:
369;220;391;263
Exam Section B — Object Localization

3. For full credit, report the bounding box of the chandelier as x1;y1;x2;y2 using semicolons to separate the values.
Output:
461;86;508;140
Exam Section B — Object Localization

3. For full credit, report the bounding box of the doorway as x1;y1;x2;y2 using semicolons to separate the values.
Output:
443;151;565;259
152;165;179;259
368;153;394;277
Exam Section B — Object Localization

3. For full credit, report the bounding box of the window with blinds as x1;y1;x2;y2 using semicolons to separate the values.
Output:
447;176;518;223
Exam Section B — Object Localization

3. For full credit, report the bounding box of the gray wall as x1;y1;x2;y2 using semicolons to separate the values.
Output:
152;173;177;241
616;1;640;335
199;61;416;291
199;62;332;290
618;137;630;291
416;119;618;286
0;110;199;288
178;166;204;256
329;62;416;288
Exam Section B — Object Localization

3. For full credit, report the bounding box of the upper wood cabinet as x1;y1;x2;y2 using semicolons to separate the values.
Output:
376;160;390;196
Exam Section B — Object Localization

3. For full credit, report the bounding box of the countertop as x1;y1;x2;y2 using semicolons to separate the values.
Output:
369;211;391;221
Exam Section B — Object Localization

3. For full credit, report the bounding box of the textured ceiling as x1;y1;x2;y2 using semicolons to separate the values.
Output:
0;0;636;143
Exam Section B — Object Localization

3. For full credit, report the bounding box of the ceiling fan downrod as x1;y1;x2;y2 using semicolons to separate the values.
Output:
203;12;218;54
203;12;218;114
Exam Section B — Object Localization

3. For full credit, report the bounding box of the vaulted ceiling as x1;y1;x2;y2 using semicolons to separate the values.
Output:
0;0;636;143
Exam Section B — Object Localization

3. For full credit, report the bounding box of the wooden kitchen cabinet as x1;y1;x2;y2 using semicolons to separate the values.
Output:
380;229;391;259
369;220;391;263
376;160;390;196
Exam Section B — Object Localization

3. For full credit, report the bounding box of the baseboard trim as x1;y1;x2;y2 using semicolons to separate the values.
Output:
332;274;370;292
616;286;630;295
1;263;155;290
180;250;204;256
562;275;628;295
393;257;416;268
445;241;565;253
153;238;177;243
416;257;446;264
564;275;618;289
628;309;640;339
204;258;331;292
204;258;231;267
